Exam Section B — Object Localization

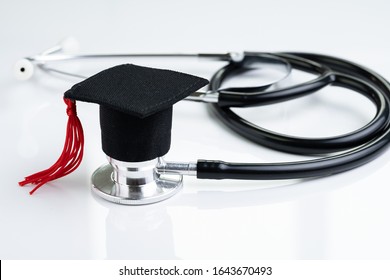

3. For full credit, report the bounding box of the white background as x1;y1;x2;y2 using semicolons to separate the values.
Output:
1;0;390;260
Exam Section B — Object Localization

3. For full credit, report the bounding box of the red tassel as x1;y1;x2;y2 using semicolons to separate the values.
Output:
19;98;84;195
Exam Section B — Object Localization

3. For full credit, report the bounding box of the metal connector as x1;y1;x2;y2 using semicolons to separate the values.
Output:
157;158;197;176
197;52;245;63
185;91;219;103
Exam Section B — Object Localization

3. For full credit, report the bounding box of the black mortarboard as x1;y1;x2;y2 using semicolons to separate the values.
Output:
65;64;208;162
20;64;208;194
65;64;208;118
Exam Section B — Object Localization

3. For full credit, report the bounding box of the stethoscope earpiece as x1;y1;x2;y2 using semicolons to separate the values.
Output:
15;37;80;81
14;58;34;80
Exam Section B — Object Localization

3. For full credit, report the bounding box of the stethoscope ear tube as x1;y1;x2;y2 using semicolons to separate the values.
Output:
198;53;390;180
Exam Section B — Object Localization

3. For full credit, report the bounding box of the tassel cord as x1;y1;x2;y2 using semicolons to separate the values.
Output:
19;98;84;195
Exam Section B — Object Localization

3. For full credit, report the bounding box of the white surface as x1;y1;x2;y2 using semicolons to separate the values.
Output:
1;0;390;260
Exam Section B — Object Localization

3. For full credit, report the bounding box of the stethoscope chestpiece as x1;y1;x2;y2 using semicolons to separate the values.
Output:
91;157;183;205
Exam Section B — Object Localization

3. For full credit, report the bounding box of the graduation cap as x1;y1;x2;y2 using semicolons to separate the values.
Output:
19;64;208;194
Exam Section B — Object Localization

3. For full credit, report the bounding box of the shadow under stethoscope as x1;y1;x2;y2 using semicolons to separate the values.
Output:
95;147;389;259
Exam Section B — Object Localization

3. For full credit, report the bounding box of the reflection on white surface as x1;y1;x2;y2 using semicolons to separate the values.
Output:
1;0;390;260
103;202;177;259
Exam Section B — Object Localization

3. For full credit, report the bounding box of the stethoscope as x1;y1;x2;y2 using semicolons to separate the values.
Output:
16;38;390;205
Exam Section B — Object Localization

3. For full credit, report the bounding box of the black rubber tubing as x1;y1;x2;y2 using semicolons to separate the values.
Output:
197;53;390;180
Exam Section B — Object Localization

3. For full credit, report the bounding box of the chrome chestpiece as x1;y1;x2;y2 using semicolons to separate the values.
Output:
91;157;197;205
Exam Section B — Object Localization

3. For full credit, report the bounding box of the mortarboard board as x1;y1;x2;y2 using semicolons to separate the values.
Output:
19;64;208;194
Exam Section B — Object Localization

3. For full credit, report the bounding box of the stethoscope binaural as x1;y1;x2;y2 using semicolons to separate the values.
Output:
16;38;390;205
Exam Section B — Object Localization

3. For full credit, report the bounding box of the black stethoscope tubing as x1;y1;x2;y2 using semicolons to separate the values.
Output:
197;52;390;180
